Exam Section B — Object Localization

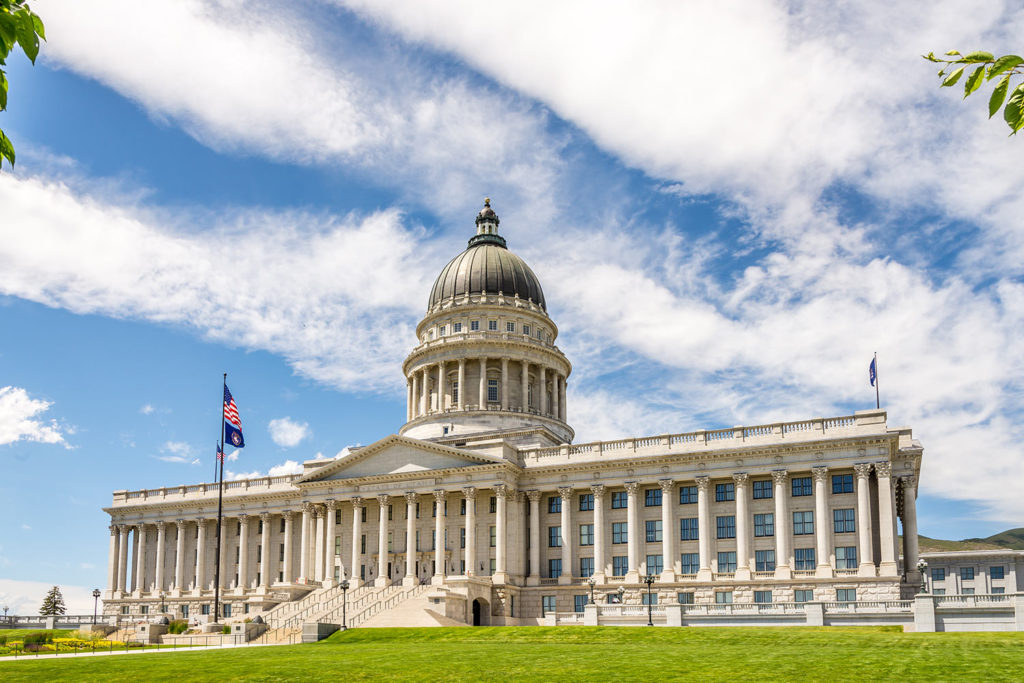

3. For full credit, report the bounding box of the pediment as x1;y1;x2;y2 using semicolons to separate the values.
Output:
297;435;504;482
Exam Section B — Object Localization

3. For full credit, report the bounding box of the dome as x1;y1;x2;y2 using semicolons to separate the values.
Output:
428;201;546;311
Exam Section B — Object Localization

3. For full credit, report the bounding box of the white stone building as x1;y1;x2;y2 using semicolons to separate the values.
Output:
103;200;926;625
919;550;1024;596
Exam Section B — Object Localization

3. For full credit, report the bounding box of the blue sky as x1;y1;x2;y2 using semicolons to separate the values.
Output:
1;1;1022;613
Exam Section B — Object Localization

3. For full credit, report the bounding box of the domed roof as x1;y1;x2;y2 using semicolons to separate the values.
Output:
428;200;546;311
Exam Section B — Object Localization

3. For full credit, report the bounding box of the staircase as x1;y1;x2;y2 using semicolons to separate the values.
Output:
359;589;468;628
264;582;373;629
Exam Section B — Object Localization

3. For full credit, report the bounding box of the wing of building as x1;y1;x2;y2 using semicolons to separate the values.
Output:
103;200;925;627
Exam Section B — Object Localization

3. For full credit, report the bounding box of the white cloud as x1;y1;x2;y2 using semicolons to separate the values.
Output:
139;404;154;415
268;417;311;448
0;578;98;615
21;524;31;531
154;440;200;465
0;386;68;448
226;458;305;481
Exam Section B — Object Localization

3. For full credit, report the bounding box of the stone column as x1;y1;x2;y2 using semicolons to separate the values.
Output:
733;473;750;579
218;518;229;590
194;520;206;592
876;462;898;575
133;525;146;594
901;475;920;581
457;359;466;411
407;377;413;421
461;487;476;577
404;493;417;586
478;357;487;408
174;520;186;593
527;490;541;585
237;514;250;590
521;361;529;411
558;486;573;584
624;481;641;582
559;377;567;421
695;476;712;580
314;506;326;583
591;485;607;583
154;521;167;593
130;526;140;593
420;367;428;416
432;490;447;584
299;502;312;582
282;510;294;584
659;479;676;581
772;470;792;579
812;467;833;577
539;366;548;416
552;374;560;421
324;500;337;586
500;358;509;409
350;498;363;586
494;484;510;582
376;494;391;586
436;361;445;410
411;373;419;419
106;524;119;595
854;464;875;577
259;512;271;588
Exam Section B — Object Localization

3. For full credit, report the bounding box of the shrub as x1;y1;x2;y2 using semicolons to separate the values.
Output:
222;624;231;634
0;634;6;645
168;620;188;635
23;632;53;646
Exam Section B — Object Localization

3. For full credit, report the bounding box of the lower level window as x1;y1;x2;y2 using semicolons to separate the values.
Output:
180;604;189;617
612;556;628;576
680;553;700;575
715;591;733;604
793;590;813;603
121;606;129;615
487;379;498;402
223;604;232;617
641;592;658;605
794;547;816;570
755;549;776;572
677;592;695;604
836;589;857;602
754;591;772;604
542;595;556;615
140;605;149;615
580;557;594;577
835;546;857;570
932;588;946;595
574;595;588;612
717;551;737;573
548;558;562;579
962;588;975;595
201;604;210;615
646;554;663;574
992;587;1005;594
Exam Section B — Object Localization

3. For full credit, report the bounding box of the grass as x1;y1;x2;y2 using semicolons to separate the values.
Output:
1;626;1023;681
0;629;75;641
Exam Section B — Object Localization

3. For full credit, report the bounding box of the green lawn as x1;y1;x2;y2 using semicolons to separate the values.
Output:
2;626;1023;681
0;629;75;641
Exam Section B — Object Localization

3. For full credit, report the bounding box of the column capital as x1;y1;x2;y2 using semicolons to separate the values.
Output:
238;513;249;523
301;501;315;514
811;466;828;482
732;472;748;485
325;499;337;511
404;491;419;505
281;509;295;521
351;497;364;509
376;493;390;506
875;461;892;478
259;511;271;523
590;484;606;498
175;519;186;529
155;520;167;531
134;522;146;532
853;463;873;479
312;506;324;519
694;475;711;491
109;524;118;535
901;475;917;489
515;490;527;503
624;481;640;495
494;484;511;499
526;490;542;503
658;479;675;493
462;486;476;500
433;489;448;503
770;469;789;485
557;486;573;500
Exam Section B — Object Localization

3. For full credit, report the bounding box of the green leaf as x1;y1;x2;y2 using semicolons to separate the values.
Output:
945;50;961;56
31;12;45;41
923;52;939;62
0;70;7;110
963;51;995;63
988;55;1023;80
964;65;985;97
14;10;38;63
941;66;965;87
0;127;15;168
1004;83;1024;132
989;74;1010;118
0;13;16;52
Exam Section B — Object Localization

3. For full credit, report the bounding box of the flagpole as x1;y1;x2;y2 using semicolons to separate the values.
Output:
213;372;227;626
874;352;880;410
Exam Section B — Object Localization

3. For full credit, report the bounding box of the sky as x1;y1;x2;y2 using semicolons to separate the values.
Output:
1;0;1022;615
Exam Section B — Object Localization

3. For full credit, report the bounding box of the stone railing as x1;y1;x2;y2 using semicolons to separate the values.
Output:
111;474;302;506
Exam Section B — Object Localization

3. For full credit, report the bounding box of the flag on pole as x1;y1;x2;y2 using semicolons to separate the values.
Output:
868;357;877;387
223;385;245;448
216;445;224;462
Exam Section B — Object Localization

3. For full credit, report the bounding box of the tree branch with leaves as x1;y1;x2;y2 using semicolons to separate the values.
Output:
0;0;45;168
924;50;1024;135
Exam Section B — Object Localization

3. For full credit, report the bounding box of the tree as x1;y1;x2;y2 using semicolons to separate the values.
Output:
924;50;1024;135
0;0;45;168
39;585;66;616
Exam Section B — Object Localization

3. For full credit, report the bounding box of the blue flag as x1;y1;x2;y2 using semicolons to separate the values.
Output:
868;357;877;387
223;385;245;448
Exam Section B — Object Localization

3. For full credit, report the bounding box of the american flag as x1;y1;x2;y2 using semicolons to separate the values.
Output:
216;446;224;462
224;385;241;428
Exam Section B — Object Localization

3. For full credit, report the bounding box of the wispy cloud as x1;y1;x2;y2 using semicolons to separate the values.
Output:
139;404;155;415
268;417;311;448
0;386;68;448
154;440;200;465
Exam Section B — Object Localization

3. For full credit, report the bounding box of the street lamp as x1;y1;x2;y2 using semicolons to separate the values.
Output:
642;574;656;626
587;577;596;605
339;579;350;630
3;604;8;625
92;589;101;624
159;591;166;614
916;559;928;594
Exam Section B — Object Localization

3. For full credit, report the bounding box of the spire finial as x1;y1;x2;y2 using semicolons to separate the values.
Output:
484;197;491;207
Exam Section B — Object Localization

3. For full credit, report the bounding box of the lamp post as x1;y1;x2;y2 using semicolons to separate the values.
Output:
91;589;101;624
916;559;928;594
159;591;166;614
642;574;656;626
3;604;9;626
340;579;350;630
587;577;596;605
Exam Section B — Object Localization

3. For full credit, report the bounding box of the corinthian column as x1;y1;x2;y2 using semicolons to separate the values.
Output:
299;502;312;582
174;520;186;593
876;462;898;576
539;366;548;415
854;464;875;577
194;520;207;592
558;486;573;584
812;467;833;577
411;373;419;419
154;521;167;593
659;479;676;581
592;485;607;583
116;525;128;593
437;361;446;410
350;498;363;586
106;524;119;597
324;501;337;586
259;512;271;588
432;490;446;585
237;514;250;591
420;367;428;415
624;481;641;582
493;484;510;583
772;471;792;579
457;360;466;411
526;490;541;585
551;374;560;421
134;524;147;595
521;361;529;411
463;487;476;577
500;358;509;409
313;506;325;583
901;475;920;582
733;473;750;580
695;477;712;581
478;357;488;408
376;494;391;587
282;510;294;583
404;493;418;586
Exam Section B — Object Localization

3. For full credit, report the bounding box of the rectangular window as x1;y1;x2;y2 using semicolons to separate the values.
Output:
453;322;462;333
641;592;658;606
932;588;946;595
645;519;663;543
931;567;946;581
523;324;531;336
506;321;515;332
141;605;149;615
961;567;975;580
794;589;814;603
754;513;775;537
794;547;816;570
792;477;812;497
574;595;588;612
715;483;735;502
611;491;628;509
646;554;664;574
280;518;286;533
715;591;733;604
279;543;285;562
680;553;700;575
489;526;496;548
489;497;497;514
992;587;1005;594
833;508;856;534
470;320;479;331
548;496;562;513
962;587;975;595
223;604;232;618
360;534;366;554
487;378;498;402
754;590;773;604
257;545;263;563
677;592;695;604
181;604;190;618
612;522;628;544
388;504;393;521
335;509;342;525
645;488;662;507
548;526;562;547
541;595;556;616
488;320;497;331
548;558;562;578
580;524;594;546
752;480;773;499
755;549;776;572
201;604;210;615
835;546;858;569
460;527;466;549
832;474;854;494
716;515;736;539
991;566;1005;580
613;556;628;576
439;325;446;336
452;381;459;404
679;486;698;504
579;493;594;511
717;551;737;573
460;499;467;516
836;589;857;602
258;518;264;534
793;510;814;535
362;507;367;523
680;517;699;541
490;559;496;575
580;557;594;578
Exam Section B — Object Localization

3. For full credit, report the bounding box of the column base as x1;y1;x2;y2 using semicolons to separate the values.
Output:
773;565;792;580
322;579;335;589
815;565;834;578
625;571;641;584
402;575;417;587
878;561;899;577
492;571;508;585
526;575;540;586
696;568;713;581
734;567;751;581
590;572;607;585
558;575;572;585
659;570;677;583
348;578;363;589
431;575;446;586
374;576;389;588
858;563;877;578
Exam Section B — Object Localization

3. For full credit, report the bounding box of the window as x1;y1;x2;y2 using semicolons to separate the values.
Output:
361;534;366;554
832;474;854;494
835;546;857;569
548;496;561;514
754;513;775;537
680;517;699;541
548;526;562;547
362;507;367;523
645;488;662;507
833;508;856;534
933;588;946;595
962;587;975;595
931;567;946;581
991;566;1005;580
541;595;556;616
439;325;446;336
580;524;594;546
279;543;285;562
389;504;394;521
223;604;232;618
992;587;1005;594
645;520;662;543
579;493;594;511
680;553;700;575
490;559;496;575
611;492;628;509
431;531;435;550
432;502;437;517
523;324;531;336
717;551;737;572
679;486;698;504
258;518;264;534
460;527;466;549
181;604;189;617
141;605;149;615
548;558;562;579
754;591;773;604
613;556;628;576
506;321;515;333
641;592;658;605
677;592;695;604
453;322;462;333
836;589;857;602
574;595;588;612
793;511;814;535
460;499;467;516
332;538;339;557
752;480;773;499
612;522;628;544
792;477;812;497
201;604;210;615
646;554;664;574
580;557;594;578
794;589;814;603
487;379;498;402
488;320;497;331
715;483;735;502
280;518;286;533
452;381;459;404
489;526;496;548
755;549;776;572
489;497;497;514
961;567;975;580
794;547;816;570
335;509;342;525
470;320;479;331
716;515;736;539
715;591;733;604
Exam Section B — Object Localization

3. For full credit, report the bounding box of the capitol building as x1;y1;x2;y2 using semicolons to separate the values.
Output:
103;201;926;627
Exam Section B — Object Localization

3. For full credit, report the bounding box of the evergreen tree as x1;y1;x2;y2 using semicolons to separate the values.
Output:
39;585;66;616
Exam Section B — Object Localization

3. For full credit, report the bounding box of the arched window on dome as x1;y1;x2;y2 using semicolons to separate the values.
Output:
452;381;459;405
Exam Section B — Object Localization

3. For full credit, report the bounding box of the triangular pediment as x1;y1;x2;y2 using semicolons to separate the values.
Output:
296;435;504;482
